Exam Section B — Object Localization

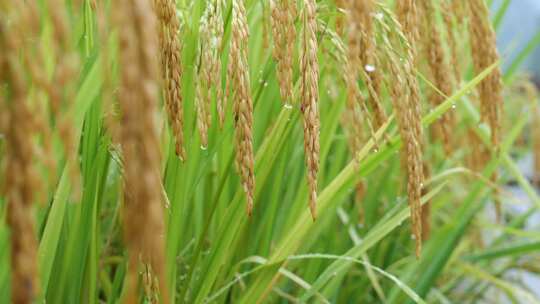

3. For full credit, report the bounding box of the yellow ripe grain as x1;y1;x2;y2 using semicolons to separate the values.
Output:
115;0;169;301
300;0;320;220
228;0;256;216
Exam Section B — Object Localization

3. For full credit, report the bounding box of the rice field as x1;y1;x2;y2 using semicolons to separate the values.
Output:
1;0;540;303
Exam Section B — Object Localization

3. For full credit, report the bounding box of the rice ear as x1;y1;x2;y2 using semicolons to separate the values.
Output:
115;0;169;301
228;0;255;216
301;0;320;220
270;0;296;105
156;0;186;160
1;27;40;304
419;0;455;154
468;0;503;150
393;0;425;257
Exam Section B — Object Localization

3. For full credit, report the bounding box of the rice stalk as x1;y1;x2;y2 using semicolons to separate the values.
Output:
228;0;255;216
301;0;320;220
114;0;169;302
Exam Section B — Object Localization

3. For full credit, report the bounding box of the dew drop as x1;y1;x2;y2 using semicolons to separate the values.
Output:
365;64;376;72
451;104;456;109
374;12;384;20
200;145;208;150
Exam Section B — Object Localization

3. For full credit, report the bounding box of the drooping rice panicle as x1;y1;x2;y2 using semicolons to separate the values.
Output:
393;0;424;256
468;0;503;150
202;0;226;128
115;0;169;301
196;1;224;147
343;0;368;154
155;0;186;159
419;0;455;154
270;0;296;105
358;0;387;130
228;0;255;216
301;0;320;220
442;0;463;86
386;51;424;257
0;6;40;302
468;0;504;220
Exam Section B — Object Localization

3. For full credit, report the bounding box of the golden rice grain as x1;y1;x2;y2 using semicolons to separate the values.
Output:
271;0;296;104
197;0;224;147
301;0;320;220
155;0;186;160
228;0;255;216
419;0;455;154
115;0;169;301
1;10;40;302
468;0;503;149
358;0;387;130
343;0;368;154
390;1;425;256
442;0;462;86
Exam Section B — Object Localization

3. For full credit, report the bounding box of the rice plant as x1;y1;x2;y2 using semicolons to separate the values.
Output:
1;0;539;303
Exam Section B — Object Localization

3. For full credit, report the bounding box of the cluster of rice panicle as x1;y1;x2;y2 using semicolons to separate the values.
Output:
197;0;225;147
468;0;503;150
468;0;504;219
390;0;424;257
442;0;464;86
202;1;225;128
155;0;186;159
419;0;455;154
114;0;169;302
386;52;424;257
228;0;255;216
358;0;387;130
300;0;320;220
343;0;368;154
270;0;296;105
0;3;41;302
